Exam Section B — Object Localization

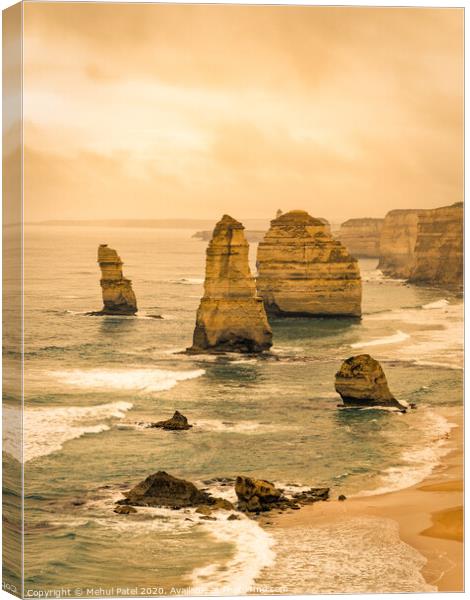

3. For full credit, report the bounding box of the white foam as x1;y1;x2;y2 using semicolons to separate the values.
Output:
191;517;275;596
49;367;205;393
4;401;132;463
422;298;449;310
257;516;434;593
358;411;456;497
351;330;410;348
193;419;293;434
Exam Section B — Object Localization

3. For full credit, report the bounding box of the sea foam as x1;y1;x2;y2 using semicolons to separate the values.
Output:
4;401;133;463
49;367;205;393
351;330;410;348
257;516;435;593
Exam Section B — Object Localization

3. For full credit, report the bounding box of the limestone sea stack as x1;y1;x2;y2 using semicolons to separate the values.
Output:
409;202;463;289
338;218;383;258
256;210;362;317
189;215;272;353
335;354;408;411
95;244;137;315
378;210;424;278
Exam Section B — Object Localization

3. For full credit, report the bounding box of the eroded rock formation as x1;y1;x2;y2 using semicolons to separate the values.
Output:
378;210;424;278
94;244;137;315
235;476;329;513
256;210;362;317
335;354;408;411
409;202;463;288
148;411;192;431
189;215;272;353
118;471;214;508
338;218;383;258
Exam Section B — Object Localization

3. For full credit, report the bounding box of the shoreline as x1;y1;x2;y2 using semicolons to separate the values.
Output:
260;409;463;593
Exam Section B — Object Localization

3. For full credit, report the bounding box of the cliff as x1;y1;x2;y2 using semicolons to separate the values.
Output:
337;218;383;258
189;215;272;353
256;210;362;317
378;209;424;278
95;244;137;315
409;202;463;288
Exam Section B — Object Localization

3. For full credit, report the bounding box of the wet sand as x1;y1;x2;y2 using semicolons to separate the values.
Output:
263;411;463;592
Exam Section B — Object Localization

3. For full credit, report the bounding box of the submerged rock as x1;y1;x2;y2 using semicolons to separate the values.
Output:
334;354;408;411
114;505;137;515
92;244;137;315
148;411;192;431
256;210;361;317
119;471;214;508
188;215;272;353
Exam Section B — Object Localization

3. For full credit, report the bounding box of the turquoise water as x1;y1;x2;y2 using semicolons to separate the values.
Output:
5;225;463;595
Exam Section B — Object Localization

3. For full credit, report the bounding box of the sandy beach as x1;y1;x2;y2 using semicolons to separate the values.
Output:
263;410;464;592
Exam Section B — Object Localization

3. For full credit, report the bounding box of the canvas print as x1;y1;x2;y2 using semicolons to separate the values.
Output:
2;2;463;597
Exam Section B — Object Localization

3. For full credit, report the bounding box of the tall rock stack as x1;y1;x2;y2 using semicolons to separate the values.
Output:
96;244;137;315
256;210;362;317
378;209;424;278
338;218;383;258
189;215;272;353
409;202;463;288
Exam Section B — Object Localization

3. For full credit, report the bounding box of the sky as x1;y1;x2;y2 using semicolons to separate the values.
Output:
21;3;463;223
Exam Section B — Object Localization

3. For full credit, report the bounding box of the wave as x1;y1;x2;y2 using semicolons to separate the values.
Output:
3;401;132;463
173;278;204;285
422;298;449;310
257;516;434;593
351;330;410;348
358;411;455;497
191;518;275;596
49;367;205;393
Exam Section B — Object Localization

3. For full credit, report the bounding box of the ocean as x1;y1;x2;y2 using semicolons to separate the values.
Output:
4;225;463;595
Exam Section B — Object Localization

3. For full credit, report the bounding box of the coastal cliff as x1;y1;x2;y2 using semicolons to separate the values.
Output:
256;210;362;317
409;202;463;288
95;244;137;315
338;218;383;258
378;210;424;278
189;215;272;353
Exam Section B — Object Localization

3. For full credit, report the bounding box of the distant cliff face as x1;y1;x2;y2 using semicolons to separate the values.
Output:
189;215;272;353
337;218;383;258
256;210;362;317
409;202;463;288
97;244;137;315
378;210;424;278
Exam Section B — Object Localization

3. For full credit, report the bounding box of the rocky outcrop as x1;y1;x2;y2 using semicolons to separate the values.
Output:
409;202;463;288
378;210;424;278
256;210;362;317
335;354;408;411
94;244;137;315
337;218;383;258
118;471;214;508
148;411;192;431
235;476;330;513
189;215;272;353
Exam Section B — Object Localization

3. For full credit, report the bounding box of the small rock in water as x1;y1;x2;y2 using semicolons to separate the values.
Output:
148;411;193;431
227;514;240;521
114;505;137;515
195;505;213;516
338;494;347;502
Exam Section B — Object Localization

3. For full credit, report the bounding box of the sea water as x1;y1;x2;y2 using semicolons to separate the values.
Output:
4;225;462;594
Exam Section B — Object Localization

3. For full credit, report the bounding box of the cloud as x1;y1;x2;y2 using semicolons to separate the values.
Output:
22;4;463;221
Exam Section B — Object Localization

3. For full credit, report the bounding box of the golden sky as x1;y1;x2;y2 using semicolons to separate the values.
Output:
22;3;463;222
